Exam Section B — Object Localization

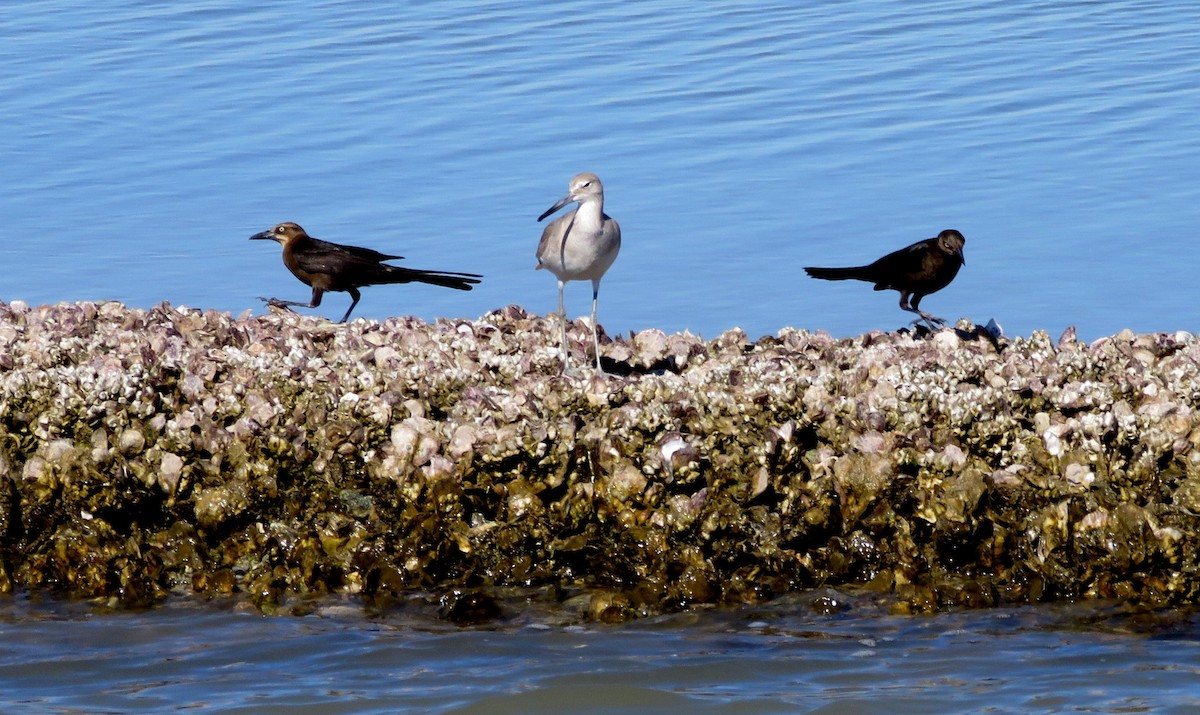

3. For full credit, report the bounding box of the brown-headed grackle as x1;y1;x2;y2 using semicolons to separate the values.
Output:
251;221;481;323
535;172;622;375
804;229;966;329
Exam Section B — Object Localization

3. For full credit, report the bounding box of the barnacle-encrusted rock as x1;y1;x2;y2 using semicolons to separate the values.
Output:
1;301;1199;616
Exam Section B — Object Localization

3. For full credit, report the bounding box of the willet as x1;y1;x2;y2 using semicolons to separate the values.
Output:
804;229;966;329
251;221;481;323
535;172;622;374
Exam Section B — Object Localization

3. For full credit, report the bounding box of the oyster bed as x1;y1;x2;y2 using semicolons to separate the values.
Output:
0;300;1197;617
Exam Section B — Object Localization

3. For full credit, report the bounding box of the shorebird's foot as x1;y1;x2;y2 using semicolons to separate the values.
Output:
556;352;575;377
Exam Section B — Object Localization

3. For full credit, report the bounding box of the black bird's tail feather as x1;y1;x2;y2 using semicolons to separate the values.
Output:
378;266;483;291
803;266;870;282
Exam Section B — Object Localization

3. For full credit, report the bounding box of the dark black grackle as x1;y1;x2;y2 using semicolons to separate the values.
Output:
804;229;966;328
250;221;481;323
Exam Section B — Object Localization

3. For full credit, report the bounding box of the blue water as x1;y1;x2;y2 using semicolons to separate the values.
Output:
6;1;1200;709
2;595;1199;714
4;1;1200;340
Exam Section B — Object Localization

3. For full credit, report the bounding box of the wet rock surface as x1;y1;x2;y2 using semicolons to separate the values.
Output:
0;300;1198;617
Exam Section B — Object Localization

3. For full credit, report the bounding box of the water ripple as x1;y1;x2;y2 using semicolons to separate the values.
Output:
4;0;1200;337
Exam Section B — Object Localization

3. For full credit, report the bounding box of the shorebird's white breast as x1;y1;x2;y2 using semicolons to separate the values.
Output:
538;202;621;282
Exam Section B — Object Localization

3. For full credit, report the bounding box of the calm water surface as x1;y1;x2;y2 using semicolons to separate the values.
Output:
2;595;1199;714
4;1;1200;340
5;1;1200;710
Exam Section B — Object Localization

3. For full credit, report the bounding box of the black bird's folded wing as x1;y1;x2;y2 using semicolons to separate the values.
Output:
292;238;480;290
316;238;403;263
804;238;939;289
288;239;392;276
862;238;940;289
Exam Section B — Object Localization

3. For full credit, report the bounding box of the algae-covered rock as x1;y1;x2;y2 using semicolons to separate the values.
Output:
1;300;1200;614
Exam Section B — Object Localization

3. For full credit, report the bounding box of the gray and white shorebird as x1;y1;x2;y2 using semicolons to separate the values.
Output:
535;172;622;374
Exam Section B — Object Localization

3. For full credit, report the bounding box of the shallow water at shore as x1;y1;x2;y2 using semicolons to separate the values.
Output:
2;594;1198;714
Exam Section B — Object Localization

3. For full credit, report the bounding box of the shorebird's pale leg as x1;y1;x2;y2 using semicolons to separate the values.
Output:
557;278;569;374
590;278;603;375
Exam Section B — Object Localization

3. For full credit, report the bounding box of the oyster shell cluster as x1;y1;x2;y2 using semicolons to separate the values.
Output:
0;299;1197;616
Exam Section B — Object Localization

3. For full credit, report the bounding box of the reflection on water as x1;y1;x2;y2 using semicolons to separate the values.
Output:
0;593;1198;713
4;1;1200;340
